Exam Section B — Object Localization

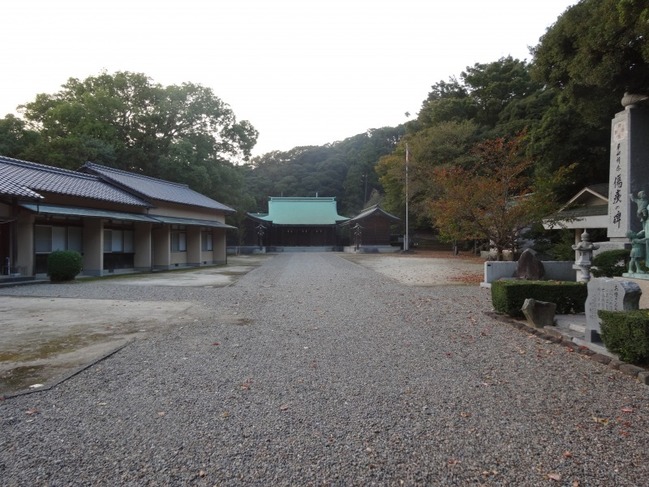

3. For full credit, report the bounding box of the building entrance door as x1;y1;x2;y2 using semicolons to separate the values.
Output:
0;221;11;275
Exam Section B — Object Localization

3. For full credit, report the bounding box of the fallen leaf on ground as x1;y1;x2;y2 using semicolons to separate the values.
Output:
547;472;562;481
25;408;39;415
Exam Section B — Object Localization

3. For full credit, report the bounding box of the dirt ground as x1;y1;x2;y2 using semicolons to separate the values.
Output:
0;255;267;396
342;250;485;285
0;251;484;396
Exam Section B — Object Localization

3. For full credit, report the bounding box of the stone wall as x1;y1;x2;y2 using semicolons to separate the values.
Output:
482;261;575;287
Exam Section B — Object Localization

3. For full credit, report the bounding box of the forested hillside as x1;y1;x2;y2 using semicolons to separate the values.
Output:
242;126;404;215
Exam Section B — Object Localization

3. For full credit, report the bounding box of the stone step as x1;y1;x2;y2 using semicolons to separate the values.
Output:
569;323;586;333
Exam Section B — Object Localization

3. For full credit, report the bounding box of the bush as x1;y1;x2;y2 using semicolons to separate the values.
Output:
599;309;649;364
47;250;83;282
591;249;630;277
491;280;587;317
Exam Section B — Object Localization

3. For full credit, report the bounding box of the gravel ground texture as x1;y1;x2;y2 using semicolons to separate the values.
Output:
2;252;649;486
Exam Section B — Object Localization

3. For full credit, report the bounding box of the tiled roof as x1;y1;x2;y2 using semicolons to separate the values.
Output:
346;204;400;223
0;156;150;206
255;197;348;225
82;162;235;212
557;204;609;218
0;177;43;199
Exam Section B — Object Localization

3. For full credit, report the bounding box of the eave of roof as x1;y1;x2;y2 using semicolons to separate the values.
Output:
556;205;609;218
149;214;236;229
20;203;158;222
20;203;236;228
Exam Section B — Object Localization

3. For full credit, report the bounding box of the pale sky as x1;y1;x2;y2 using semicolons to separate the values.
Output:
2;1;578;157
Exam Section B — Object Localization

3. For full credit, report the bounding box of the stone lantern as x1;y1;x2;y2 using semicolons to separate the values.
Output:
572;230;599;282
256;224;266;252
352;223;362;251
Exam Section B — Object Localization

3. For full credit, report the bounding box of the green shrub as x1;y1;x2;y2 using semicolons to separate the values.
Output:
491;280;587;317
47;250;83;282
599;309;649;364
591;249;630;277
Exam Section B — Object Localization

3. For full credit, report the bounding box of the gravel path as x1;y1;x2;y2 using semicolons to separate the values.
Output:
2;253;649;486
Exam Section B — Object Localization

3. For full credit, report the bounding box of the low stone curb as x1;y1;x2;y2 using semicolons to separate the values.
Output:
485;311;649;386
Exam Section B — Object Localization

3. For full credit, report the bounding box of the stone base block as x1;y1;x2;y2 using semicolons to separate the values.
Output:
521;298;556;328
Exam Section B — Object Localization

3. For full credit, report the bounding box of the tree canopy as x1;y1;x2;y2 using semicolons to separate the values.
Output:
429;134;571;259
527;0;649;195
3;71;257;208
376;0;649;253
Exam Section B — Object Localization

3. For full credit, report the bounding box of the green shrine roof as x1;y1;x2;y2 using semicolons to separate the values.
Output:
254;197;349;225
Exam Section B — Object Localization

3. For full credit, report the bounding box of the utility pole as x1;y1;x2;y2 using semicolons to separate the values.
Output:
404;143;409;252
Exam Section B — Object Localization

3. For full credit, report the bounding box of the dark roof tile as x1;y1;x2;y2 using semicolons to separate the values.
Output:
0;156;150;206
82;162;234;212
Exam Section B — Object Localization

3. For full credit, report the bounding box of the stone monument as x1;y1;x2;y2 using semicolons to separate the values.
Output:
607;94;649;243
514;249;544;280
585;278;641;343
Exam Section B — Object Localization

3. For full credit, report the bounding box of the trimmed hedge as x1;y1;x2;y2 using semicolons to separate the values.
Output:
491;280;587;317
47;250;83;282
599;309;649;365
591;249;630;277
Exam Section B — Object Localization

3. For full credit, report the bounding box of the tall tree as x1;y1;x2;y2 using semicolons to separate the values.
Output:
20;72;257;172
14;71;257;206
0;115;40;159
461;56;543;130
415;57;543;135
529;0;649;194
376;120;479;225
428;134;570;260
377;57;551;230
532;0;649;116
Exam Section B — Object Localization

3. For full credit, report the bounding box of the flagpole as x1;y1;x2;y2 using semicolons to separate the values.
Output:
404;143;409;252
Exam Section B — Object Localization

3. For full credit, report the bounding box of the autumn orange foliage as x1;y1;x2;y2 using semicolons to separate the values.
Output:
429;134;569;260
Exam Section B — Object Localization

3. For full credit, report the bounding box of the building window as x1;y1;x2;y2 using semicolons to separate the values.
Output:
171;227;187;252
35;226;52;253
35;225;83;253
104;228;134;253
202;231;213;251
